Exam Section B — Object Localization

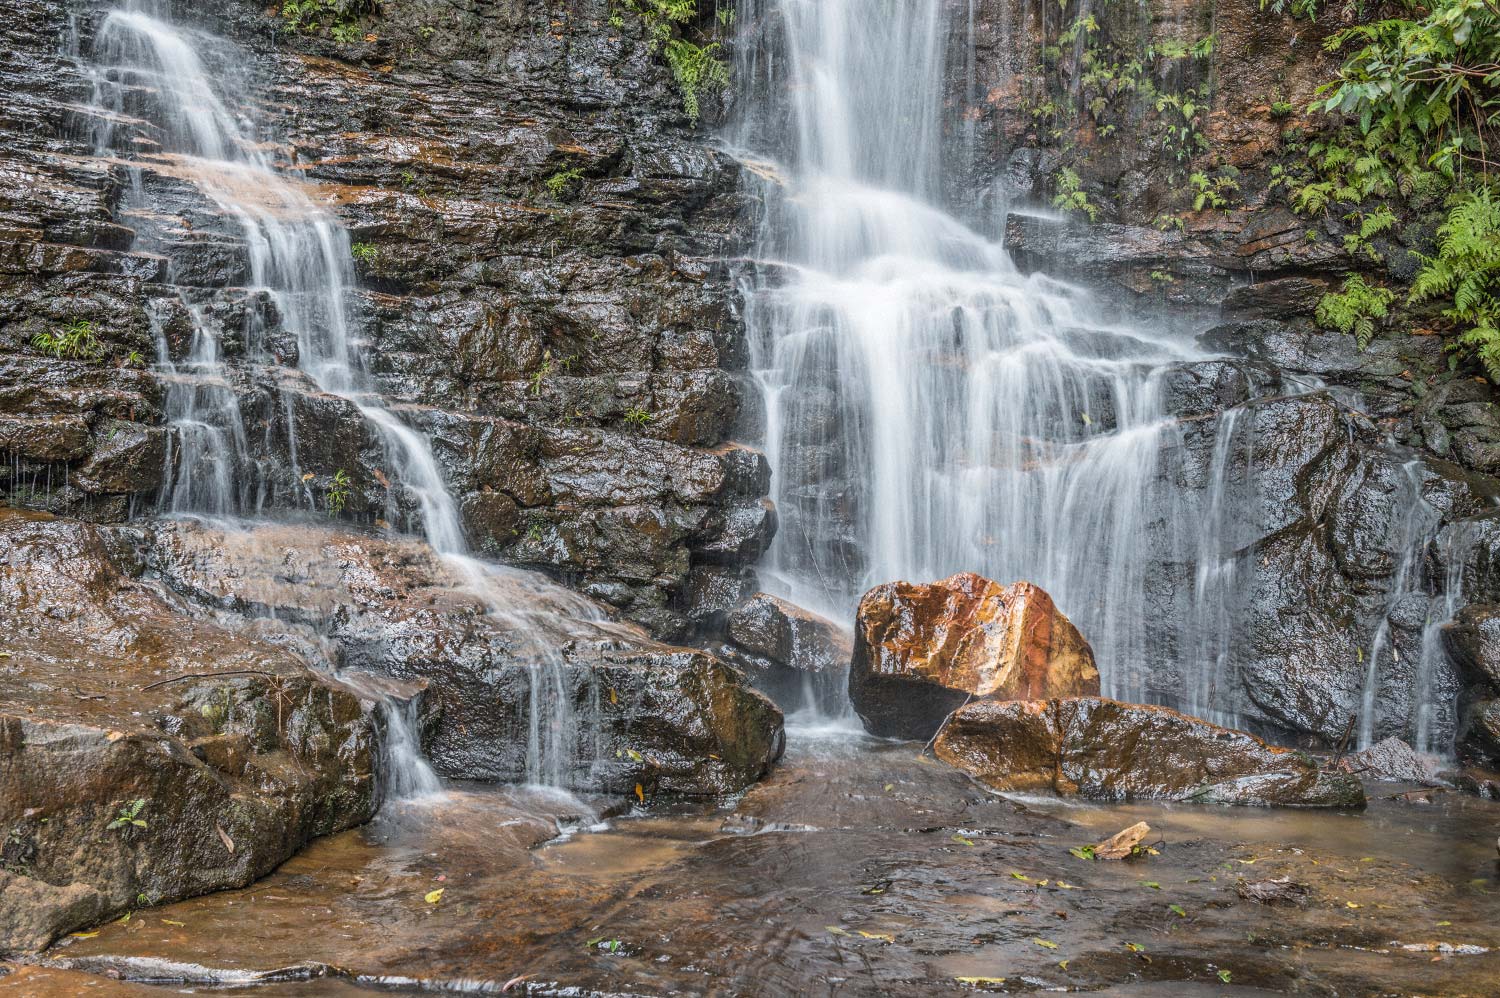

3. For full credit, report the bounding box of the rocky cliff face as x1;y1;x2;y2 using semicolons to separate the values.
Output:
0;0;764;638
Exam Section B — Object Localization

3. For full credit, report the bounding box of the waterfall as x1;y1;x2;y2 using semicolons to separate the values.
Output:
81;0;590;793
732;0;1234;708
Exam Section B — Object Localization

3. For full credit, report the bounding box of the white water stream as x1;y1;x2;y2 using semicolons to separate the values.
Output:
82;0;615;797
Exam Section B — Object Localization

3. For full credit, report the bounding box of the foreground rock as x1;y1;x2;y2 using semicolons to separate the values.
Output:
145;517;784;797
849;573;1099;739
934;698;1365;807
0;511;381;955
714;593;852;712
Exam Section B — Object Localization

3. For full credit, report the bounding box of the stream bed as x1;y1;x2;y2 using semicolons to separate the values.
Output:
22;721;1500;996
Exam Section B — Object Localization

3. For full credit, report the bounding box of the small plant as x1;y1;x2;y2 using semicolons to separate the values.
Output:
529;352;553;398
586;936;624;954
107;799;148;832
350;242;379;264
281;0;376;41
1410;187;1500;379
326;468;352;517
1053;167;1098;222
1316;274;1396;350
399;168;416;187
544;167;584;199
623;406;653;427
613;0;730;123
32;319;103;360
1149;270;1176;284
526;520;545;543
1190;172;1239;213
1269;100;1295;119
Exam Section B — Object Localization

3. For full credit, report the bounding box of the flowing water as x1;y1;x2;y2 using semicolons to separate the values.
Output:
79;0;610;795
732;0;1240;713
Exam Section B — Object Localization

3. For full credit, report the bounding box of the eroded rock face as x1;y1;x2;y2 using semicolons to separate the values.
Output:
934;697;1365;807
143;517;783;797
0;511;380;955
714;592;852;712
849;573;1100;739
0;0;761;637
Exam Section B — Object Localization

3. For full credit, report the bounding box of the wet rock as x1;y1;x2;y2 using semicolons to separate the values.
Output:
850;573;1100;740
718;593;852;711
1335;737;1439;785
933;697;1365;807
0;511;380;954
1236;877;1311;906
143;518;783;798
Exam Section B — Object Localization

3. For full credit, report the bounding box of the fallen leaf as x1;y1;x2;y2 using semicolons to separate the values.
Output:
1009;871;1030;880
826;925;851;937
1345;901;1361;909
952;834;974;846
1140;881;1162;890
1068;846;1096;861
425;888;444;904
609;687;618;705
1217;969;1233;983
216;824;235;855
856;930;894;941
1124;942;1145;953
1057;959;1069;970
884;783;894;792
70;931;99;939
162;919;185;927
954;977;1005;986
1033;937;1059;949
501;976;534;993
1169;904;1186;917
1437;920;1453;927
634;783;645;803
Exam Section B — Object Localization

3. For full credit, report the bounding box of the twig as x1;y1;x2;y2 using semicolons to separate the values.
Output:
141;669;275;691
922;693;974;755
1329;713;1357;768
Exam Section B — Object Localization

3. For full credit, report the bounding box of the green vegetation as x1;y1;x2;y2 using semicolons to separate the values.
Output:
1410;187;1500;376
350;241;379;264
1262;0;1500;373
612;0;730;123
32;319;103;360
1190;171;1239;212
107;799;148;832
1315;274;1395;349
544;167;584;199
1053;167;1099;221
623;405;653;427
281;0;376;43
326;468;353;517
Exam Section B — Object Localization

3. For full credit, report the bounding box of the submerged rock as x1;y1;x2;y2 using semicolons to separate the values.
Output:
1335;737;1440;785
716;592;852;712
849;573;1100;739
933;697;1365;807
0;511;380;955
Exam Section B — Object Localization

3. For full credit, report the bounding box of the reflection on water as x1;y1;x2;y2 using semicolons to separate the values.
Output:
48;735;1500;997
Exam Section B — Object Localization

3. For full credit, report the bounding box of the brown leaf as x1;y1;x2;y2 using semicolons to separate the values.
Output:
216;824;235;856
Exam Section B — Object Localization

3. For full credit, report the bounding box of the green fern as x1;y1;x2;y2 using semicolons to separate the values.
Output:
1410;187;1500;379
1053;167;1099;222
1316;274;1395;349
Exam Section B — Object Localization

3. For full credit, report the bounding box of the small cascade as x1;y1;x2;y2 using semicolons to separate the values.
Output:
380;697;444;803
79;0;592;793
1355;461;1471;754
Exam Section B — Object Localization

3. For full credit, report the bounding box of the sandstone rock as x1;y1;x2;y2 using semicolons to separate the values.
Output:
0;511;380;954
144;517;783;797
719;592;852;712
933;697;1365;807
850;573;1099;739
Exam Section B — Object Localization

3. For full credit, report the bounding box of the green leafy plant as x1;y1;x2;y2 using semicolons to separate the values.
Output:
281;0;376;41
1053;167;1099;221
350;241;378;264
623;406;653;427
1270;100;1296;119
1190;171;1239;212
1316;274;1396;349
32;319;103;360
613;0;730;122
107;799;148;832
529;352;553;398
326;468;352;517
1409;186;1500;378
1341;205;1398;261
544;167;584;199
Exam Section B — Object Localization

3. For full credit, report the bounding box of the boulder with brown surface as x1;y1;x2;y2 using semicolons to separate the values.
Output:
848;573;1100;739
933;697;1365;807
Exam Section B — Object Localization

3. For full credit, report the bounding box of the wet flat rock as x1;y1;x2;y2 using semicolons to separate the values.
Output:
0;511;381;955
934;697;1365;807
850;573;1100;739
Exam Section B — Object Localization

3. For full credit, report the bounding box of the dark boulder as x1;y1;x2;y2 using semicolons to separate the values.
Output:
716;592;852;712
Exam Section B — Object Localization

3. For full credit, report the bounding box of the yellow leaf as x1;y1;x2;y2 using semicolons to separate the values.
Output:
609;687;618;705
301;472;315;481
162;919;185;927
1009;871;1030;880
856;930;894;941
425;888;444;904
1345;901;1361;909
952;834;974;846
954;976;1005;986
1033;937;1058;949
70;931;99;939
1437;920;1453;927
826;925;850;936
634;783;645;803
1057;959;1070;971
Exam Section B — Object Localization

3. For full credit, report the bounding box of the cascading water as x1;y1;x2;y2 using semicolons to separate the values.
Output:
732;0;1238;712
81;0;602;794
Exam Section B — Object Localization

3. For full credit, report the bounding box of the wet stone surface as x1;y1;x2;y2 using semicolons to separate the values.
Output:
24;726;1500;996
